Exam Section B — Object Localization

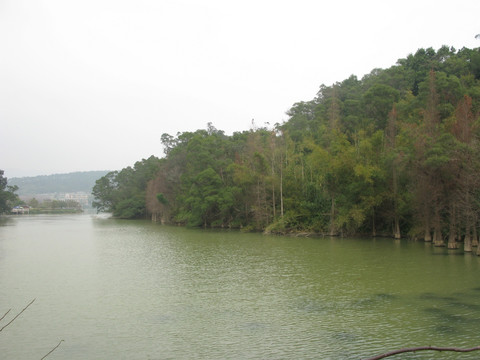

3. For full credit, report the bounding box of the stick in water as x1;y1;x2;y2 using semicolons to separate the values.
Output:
364;345;480;360
40;340;65;360
0;309;12;323
0;298;36;332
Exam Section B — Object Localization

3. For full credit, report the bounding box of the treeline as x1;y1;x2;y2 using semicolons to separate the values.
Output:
10;171;110;196
92;46;480;249
27;199;83;214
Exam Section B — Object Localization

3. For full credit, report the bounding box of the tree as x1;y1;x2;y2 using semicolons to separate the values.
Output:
0;170;20;214
92;171;118;213
449;95;480;251
385;105;402;238
363;83;399;129
92;156;162;218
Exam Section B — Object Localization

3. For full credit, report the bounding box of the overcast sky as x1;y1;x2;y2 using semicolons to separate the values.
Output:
1;0;479;178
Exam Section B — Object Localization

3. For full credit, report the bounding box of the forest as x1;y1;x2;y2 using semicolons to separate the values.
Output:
92;46;480;250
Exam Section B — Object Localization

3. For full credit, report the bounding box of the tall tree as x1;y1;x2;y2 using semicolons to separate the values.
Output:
450;95;480;251
385;105;402;238
0;170;19;213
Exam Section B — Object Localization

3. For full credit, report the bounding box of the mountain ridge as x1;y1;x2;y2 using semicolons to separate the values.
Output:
9;170;110;195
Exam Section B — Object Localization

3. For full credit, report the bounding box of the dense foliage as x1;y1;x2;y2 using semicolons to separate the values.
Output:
93;46;480;248
27;199;83;214
92;156;162;218
0;170;20;214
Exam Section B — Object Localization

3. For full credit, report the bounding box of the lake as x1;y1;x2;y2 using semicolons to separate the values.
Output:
1;214;480;359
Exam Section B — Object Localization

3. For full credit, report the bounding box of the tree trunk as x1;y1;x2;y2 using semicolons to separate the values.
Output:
329;196;336;236
447;205;458;249
271;138;276;220
424;228;432;242
472;224;479;247
433;207;445;247
433;229;444;246
392;164;401;239
272;186;276;219
255;179;261;228
424;217;432;242
262;180;269;224
394;219;401;239
464;232;472;252
448;232;458;249
279;162;284;218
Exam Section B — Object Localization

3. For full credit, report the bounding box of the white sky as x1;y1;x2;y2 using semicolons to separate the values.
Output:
1;0;479;178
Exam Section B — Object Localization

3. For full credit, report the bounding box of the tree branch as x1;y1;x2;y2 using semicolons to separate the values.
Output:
0;309;11;322
40;340;64;360
364;345;480;360
0;298;35;332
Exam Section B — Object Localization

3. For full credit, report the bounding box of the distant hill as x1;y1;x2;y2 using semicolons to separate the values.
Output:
9;171;110;196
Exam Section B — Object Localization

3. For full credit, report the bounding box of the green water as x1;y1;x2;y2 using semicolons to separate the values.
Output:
1;214;479;359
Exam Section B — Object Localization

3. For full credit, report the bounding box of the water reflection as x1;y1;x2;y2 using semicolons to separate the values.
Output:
0;216;15;227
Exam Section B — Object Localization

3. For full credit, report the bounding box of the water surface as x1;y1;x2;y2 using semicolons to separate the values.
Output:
1;214;479;359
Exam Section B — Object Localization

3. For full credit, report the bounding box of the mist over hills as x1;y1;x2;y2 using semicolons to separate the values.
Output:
9;171;110;196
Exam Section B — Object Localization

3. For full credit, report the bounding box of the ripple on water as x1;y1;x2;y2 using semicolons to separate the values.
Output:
330;330;357;342
434;324;457;334
293;297;330;314
351;293;398;309
3;216;480;360
418;292;457;302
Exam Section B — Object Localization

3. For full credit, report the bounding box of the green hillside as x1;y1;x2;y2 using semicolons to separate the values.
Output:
10;171;110;195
